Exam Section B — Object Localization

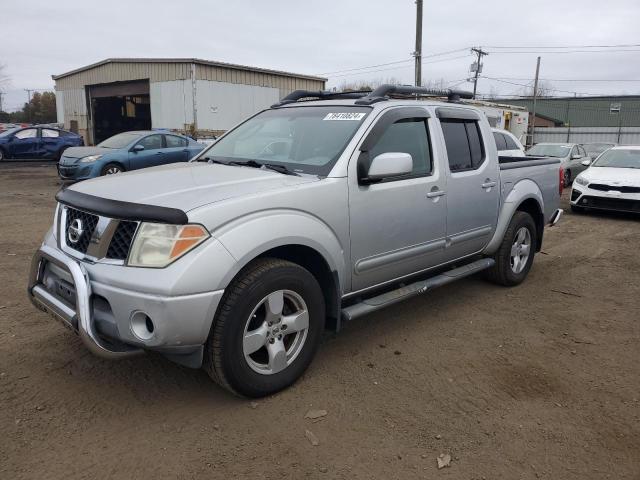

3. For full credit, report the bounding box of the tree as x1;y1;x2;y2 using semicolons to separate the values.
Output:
524;80;555;98
8;91;57;124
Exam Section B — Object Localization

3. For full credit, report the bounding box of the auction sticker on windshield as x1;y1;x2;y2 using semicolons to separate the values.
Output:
323;112;367;121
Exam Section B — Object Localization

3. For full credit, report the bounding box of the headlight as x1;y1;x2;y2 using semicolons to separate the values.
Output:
575;176;589;186
80;154;103;163
127;223;210;268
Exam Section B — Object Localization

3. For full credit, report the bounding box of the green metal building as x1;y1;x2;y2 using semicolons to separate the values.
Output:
496;95;640;127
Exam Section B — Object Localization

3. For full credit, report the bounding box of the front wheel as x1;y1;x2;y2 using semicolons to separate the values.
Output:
563;169;572;187
485;211;537;286
0;148;6;161
101;163;124;176
203;258;325;397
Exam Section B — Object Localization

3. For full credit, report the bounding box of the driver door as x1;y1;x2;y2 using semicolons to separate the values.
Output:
129;134;165;170
11;128;40;158
348;107;448;292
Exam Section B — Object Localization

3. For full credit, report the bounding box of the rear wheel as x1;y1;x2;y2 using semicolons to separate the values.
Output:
101;163;124;176
485;211;537;286
203;258;325;397
563;169;572;187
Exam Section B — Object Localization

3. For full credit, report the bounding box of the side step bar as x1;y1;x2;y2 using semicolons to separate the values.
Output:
341;258;495;322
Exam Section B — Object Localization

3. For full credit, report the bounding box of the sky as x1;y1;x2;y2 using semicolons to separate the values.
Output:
1;0;639;112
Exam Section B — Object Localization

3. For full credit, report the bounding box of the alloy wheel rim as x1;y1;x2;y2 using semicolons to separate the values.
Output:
510;227;531;274
242;289;309;375
106;167;121;175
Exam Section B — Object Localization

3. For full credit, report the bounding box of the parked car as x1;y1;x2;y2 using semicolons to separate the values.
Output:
0;126;83;161
58;130;204;181
492;128;525;157
28;85;563;397
0;123;19;133
582;142;616;160
526;142;590;186
570;146;640;214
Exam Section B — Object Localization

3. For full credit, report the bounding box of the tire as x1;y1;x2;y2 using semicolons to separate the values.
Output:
0;148;6;161
203;258;325;397
563;169;571;187
485;211;537;287
100;163;124;176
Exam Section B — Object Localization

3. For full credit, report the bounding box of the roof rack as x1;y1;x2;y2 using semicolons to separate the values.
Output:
354;84;474;105
271;90;371;108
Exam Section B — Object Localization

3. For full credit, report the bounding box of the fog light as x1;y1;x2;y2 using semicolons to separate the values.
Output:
130;311;155;341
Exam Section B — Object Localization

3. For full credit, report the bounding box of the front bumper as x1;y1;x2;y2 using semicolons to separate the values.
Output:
28;244;224;365
571;186;640;213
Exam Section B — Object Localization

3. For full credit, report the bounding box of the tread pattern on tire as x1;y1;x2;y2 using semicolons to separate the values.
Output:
485;211;536;287
203;258;303;396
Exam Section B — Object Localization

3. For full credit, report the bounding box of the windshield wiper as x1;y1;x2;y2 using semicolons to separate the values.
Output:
226;160;299;176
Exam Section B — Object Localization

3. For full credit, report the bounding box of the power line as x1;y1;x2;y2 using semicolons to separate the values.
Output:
486;49;640;55
328;54;471;78
484;43;640;49
478;77;640;82
319;47;469;75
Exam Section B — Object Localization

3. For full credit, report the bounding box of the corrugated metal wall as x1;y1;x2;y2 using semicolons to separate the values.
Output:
533;126;640;145
150;80;194;130
195;80;280;131
55;90;65;124
499;97;640;127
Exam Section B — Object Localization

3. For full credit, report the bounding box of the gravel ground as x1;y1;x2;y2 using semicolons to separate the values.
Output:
1;163;639;479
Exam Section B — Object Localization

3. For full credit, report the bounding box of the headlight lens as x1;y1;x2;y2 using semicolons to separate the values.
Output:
127;223;210;268
80;154;103;163
575;176;589;186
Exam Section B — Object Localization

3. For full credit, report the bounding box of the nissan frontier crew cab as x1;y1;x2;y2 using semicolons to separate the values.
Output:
29;85;563;397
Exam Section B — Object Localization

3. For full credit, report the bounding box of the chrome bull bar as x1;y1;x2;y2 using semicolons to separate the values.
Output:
28;244;141;359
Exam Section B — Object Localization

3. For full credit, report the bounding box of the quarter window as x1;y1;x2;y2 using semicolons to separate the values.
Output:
368;118;432;177
138;134;163;150
441;119;485;172
14;128;37;139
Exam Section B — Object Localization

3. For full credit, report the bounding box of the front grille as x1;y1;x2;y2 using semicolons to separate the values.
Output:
106;221;138;260
571;189;582;201
580;195;640;213
588;183;640;194
65;208;99;254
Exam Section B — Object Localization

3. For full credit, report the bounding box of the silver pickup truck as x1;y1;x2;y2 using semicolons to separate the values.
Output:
28;85;563;397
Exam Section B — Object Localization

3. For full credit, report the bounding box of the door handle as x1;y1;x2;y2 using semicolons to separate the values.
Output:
482;181;497;189
426;190;446;198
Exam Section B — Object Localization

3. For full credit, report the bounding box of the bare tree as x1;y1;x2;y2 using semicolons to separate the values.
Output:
524;80;555;97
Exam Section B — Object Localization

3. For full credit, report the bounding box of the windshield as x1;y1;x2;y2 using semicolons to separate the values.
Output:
592;149;640;169
526;144;571;158
97;132;143;149
0;127;20;138
198;106;371;175
583;143;614;156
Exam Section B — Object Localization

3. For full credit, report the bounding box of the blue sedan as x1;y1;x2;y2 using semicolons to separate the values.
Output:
0;126;84;161
58;131;204;181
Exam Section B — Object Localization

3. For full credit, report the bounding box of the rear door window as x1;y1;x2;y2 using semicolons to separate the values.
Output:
493;132;507;151
441;119;485;172
165;135;187;148
504;134;519;150
42;128;60;138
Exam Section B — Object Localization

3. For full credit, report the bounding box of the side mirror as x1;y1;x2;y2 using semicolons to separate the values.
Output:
581;159;592;167
132;144;145;152
361;152;413;184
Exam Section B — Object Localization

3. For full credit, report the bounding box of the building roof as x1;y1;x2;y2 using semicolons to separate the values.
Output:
52;58;327;82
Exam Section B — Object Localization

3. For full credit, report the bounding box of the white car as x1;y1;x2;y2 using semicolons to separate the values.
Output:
571;146;640;214
492;128;525;157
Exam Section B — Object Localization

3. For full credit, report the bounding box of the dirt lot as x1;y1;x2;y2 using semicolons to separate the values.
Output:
1;162;639;479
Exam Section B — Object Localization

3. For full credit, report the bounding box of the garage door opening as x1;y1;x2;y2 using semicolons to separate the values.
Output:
88;80;151;144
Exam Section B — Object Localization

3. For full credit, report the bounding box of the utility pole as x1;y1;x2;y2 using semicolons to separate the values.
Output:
414;0;423;87
529;56;541;146
0;92;4;112
24;88;34;123
471;47;488;99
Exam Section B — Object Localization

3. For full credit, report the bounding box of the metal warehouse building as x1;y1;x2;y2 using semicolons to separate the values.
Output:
53;58;326;145
497;95;640;127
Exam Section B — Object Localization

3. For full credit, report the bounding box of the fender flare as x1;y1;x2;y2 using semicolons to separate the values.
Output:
212;209;347;293
483;179;544;255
